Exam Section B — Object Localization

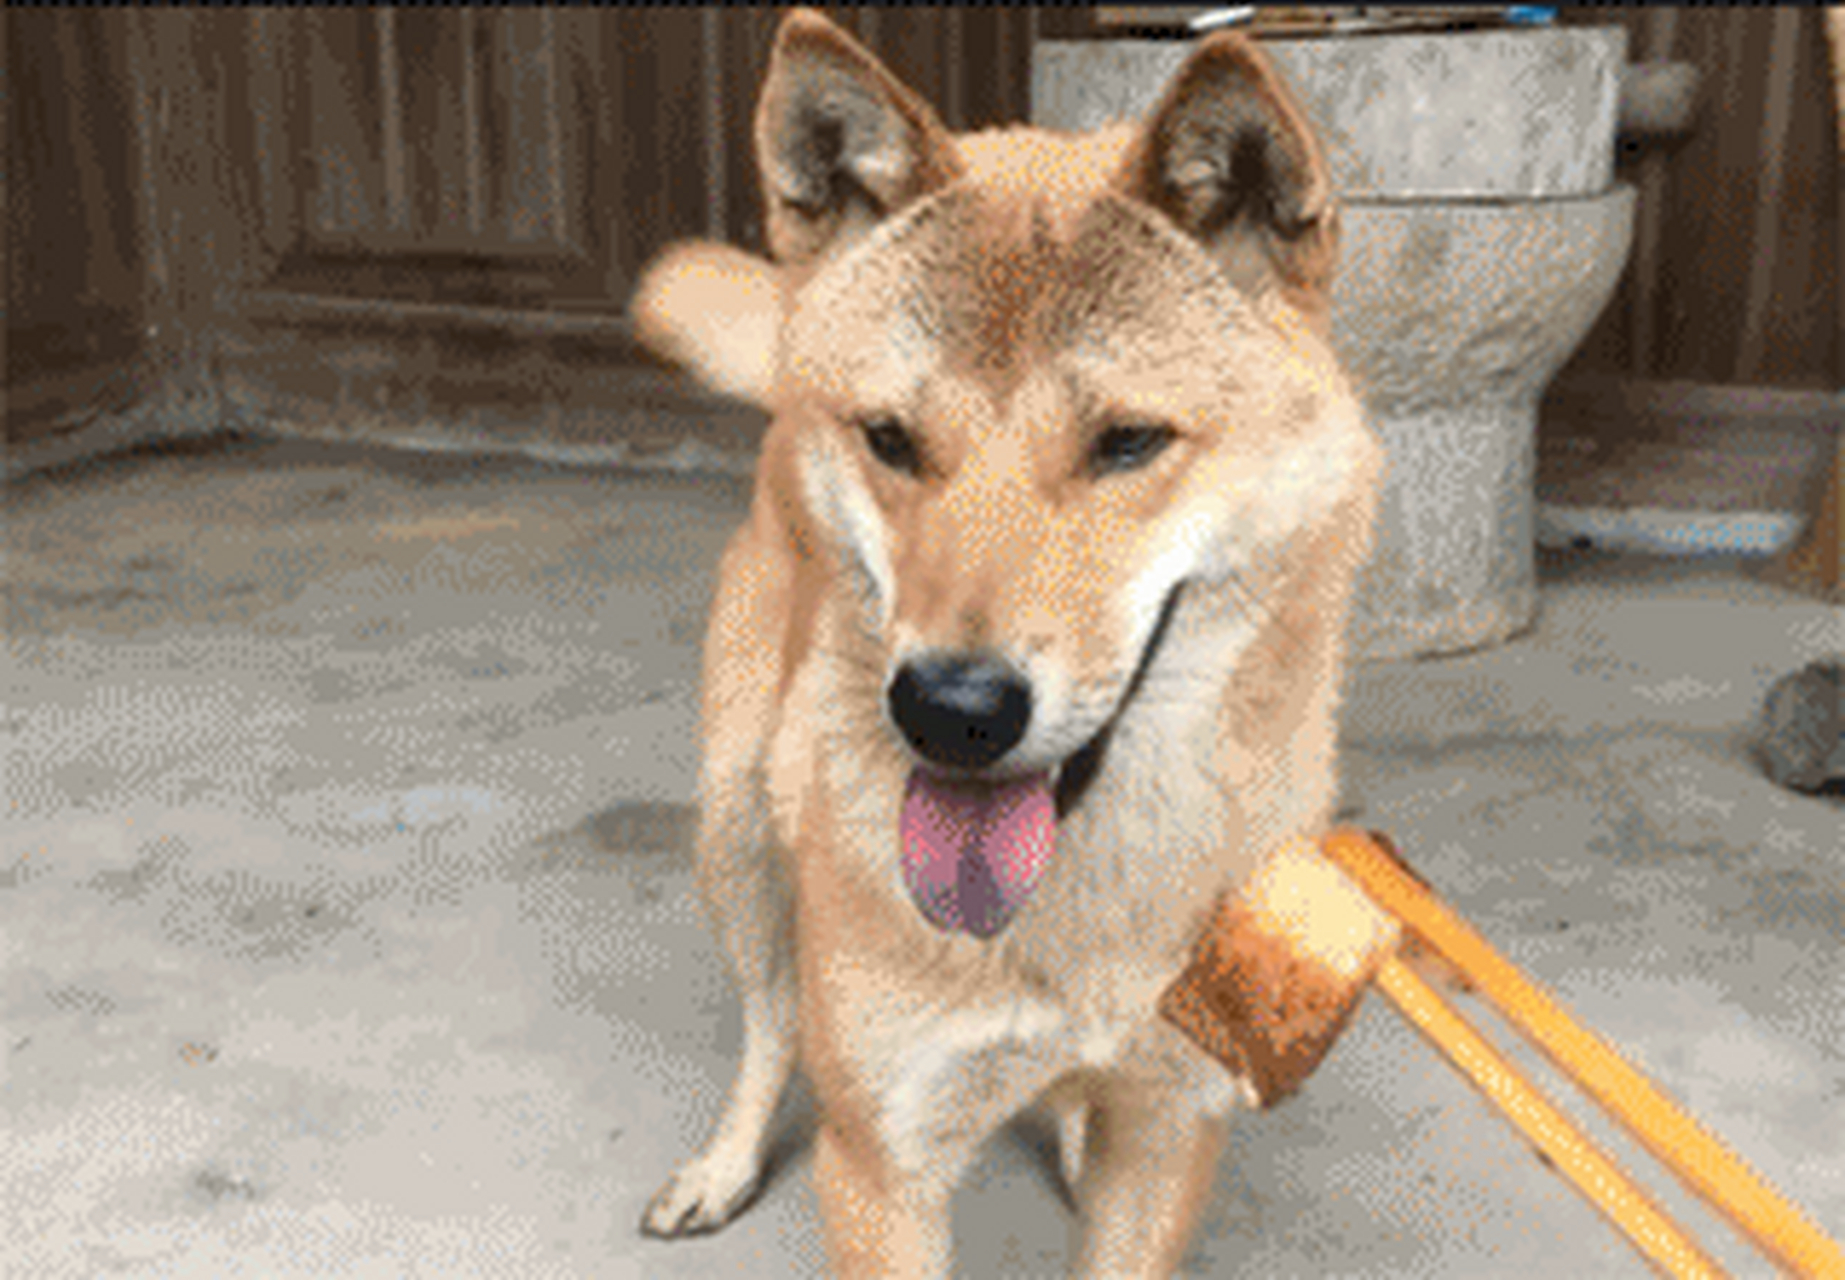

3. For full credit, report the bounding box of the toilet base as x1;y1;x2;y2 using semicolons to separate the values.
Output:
1350;401;1541;662
1335;188;1637;660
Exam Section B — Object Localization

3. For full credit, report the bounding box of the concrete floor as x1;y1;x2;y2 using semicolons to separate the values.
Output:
3;435;1841;1278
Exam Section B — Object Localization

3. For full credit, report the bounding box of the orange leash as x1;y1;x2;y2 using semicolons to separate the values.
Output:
1375;954;1722;1278
1325;828;1845;1280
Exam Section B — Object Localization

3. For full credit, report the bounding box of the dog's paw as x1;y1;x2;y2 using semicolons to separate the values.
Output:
640;1152;763;1239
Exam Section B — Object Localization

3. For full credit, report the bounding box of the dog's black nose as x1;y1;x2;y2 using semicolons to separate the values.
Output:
888;653;1032;770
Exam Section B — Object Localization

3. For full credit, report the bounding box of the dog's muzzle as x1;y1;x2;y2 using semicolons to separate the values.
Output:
889;586;1186;939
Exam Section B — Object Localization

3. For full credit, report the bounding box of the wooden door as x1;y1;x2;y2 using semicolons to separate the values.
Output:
5;11;153;463
6;9;1038;469
225;8;767;465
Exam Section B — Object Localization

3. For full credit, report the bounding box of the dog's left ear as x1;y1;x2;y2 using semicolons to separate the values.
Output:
755;9;964;267
1120;34;1338;320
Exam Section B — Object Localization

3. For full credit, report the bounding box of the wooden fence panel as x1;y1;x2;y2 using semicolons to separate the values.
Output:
1559;6;1841;392
10;6;1830;462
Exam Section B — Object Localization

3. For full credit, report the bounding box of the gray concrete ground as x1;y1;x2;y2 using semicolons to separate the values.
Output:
4;435;1841;1277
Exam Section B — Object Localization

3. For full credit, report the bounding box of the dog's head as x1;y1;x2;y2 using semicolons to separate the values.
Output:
634;10;1343;396
636;11;1378;937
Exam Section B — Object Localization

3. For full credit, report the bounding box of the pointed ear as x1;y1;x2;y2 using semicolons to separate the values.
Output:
630;241;783;406
755;9;963;266
1120;34;1338;318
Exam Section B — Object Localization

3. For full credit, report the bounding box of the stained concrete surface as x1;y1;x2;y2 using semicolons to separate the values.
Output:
3;435;1841;1277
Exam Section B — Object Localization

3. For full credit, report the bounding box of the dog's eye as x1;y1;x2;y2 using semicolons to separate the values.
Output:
1089;424;1176;477
859;418;925;477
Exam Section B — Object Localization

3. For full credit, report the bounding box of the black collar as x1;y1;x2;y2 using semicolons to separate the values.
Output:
1053;583;1185;820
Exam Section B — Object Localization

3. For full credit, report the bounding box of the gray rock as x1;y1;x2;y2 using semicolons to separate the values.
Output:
1760;660;1845;793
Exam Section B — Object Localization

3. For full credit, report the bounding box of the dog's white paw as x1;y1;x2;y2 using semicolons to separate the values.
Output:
640;1149;764;1239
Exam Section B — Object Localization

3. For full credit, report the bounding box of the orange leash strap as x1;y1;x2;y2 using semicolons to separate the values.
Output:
1324;828;1845;1280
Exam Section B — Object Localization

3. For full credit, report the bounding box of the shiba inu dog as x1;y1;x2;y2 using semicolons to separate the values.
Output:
632;11;1381;1275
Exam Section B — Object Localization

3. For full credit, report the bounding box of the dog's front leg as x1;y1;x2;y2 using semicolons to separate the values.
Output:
808;998;1068;1278
639;778;796;1239
814;1119;956;1279
643;522;800;1239
1070;1029;1244;1278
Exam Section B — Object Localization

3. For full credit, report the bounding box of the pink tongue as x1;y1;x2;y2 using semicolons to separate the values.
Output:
900;770;1056;939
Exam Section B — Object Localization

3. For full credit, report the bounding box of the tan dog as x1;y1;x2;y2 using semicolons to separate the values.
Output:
633;11;1381;1275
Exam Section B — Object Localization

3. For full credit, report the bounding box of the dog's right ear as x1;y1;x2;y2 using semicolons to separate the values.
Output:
755;9;963;266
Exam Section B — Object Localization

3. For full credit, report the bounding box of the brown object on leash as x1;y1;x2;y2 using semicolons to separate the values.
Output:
1159;834;1399;1106
1162;828;1845;1278
1161;832;1722;1276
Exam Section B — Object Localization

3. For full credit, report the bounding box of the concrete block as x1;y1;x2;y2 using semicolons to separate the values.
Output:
1034;28;1627;199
